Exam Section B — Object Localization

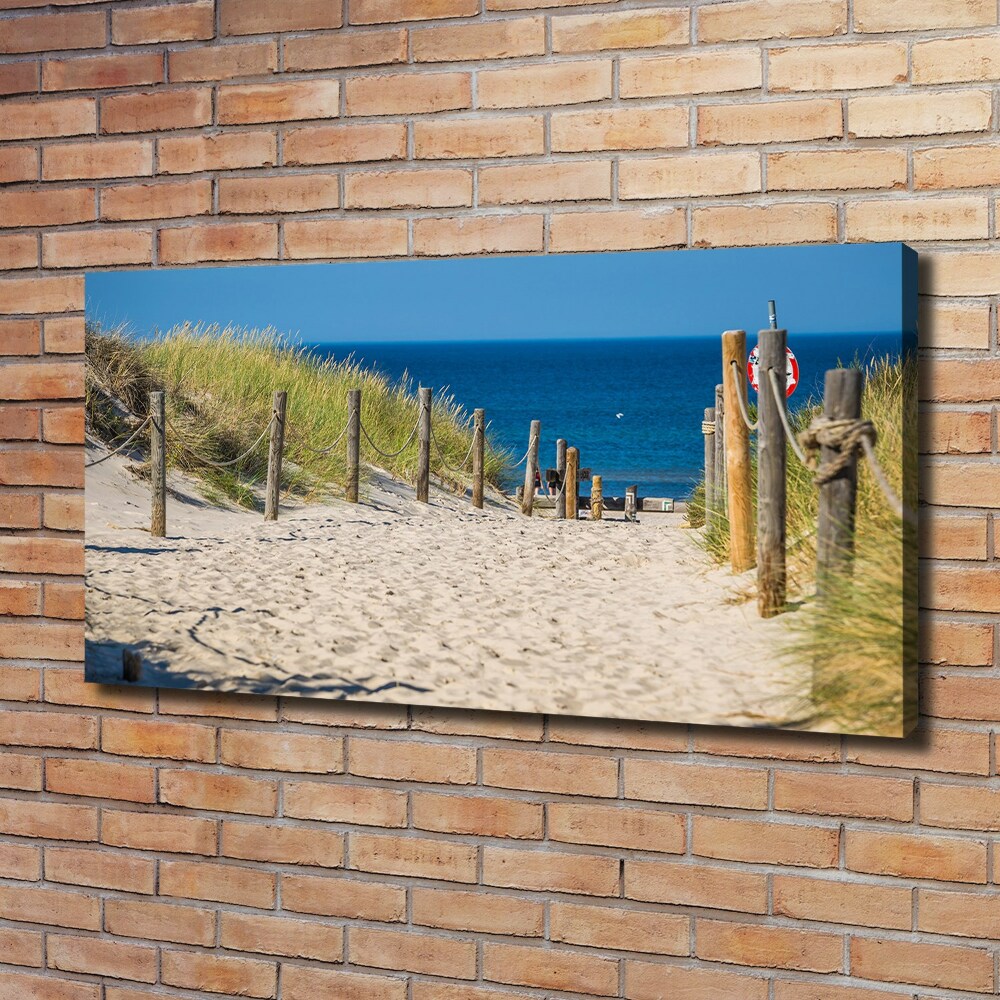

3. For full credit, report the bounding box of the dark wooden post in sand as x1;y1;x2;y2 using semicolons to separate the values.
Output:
346;388;361;503
703;406;716;530
817;368;863;591
416;386;431;503
149;390;166;538
521;419;540;516
722;330;754;573
756;328;787;617
264;390;287;521
565;447;579;520
714;382;726;515
472;408;485;509
555;438;567;520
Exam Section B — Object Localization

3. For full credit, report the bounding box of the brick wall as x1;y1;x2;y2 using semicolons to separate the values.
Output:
0;0;998;996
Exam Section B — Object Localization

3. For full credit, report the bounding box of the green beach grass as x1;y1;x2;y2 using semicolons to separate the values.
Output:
86;323;509;508
688;354;917;736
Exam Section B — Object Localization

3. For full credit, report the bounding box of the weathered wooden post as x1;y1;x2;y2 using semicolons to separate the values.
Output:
416;386;431;503
714;382;726;514
555;438;567;520
264;390;287;521
722;330;754;573
472;408;485;510
756;328;787;617
346;388;361;504
817;368;863;591
703;406;716;530
149;390;166;538
591;474;603;520
625;485;638;523
565;447;579;520
521;419;540;516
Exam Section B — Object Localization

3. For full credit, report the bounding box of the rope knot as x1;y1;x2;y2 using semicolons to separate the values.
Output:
798;416;877;485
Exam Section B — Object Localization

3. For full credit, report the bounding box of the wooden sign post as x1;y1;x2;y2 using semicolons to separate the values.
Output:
555;438;567;520
565;447;579;520
346;388;360;504
416;387;431;503
521;419;540;516
756;328;787;617
722;330;754;573
472;408;485;509
264;390;287;521
149;390;166;538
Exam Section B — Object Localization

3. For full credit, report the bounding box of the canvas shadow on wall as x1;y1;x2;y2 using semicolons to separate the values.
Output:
84;242;918;737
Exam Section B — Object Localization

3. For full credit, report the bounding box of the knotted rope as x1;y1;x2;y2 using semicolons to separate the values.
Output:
84;415;152;468
798;417;877;486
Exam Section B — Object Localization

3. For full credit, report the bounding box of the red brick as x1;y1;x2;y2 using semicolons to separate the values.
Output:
43;53;163;92
553;9;688;52
700;98;842;145
160;859;276;907
159;689;278;721
352;832;478;882
694;815;840;868
46;758;154;803
285;30;406;71
349;736;477;782
0;884;99;930
100;180;212;221
627;858;768;913
222;819;345;867
158;131;277;174
694;203;838;248
413;215;544;256
352;0;477;23
106;898;216;947
0;538;83;575
0;147;38;184
218;79;340;125
0;276;84;315
625;759;768;808
622;48;761;97
0;187;94;227
551;901;689;955
42;581;83;621
1;10;106;54
0;972;96;1000
112;1;215;45
412;791;543;838
220;0;343;35
159;223;279;264
284;123;407;165
159;768;278;816
553;106;688;152
0;927;41;968
101;88;213;134
282;965;405;1000
0;97;95;141
479;60;611;109
626;962;769;1000
849;91;992;138
284;217;408;260
0;621;78;667
284;780;407;827
0;407;39;440
161;951;277;999
767;148;907;192
220;729;343;772
773;771;914;820
0;59;38;96
773;874;912;930
282;873;406;922
101;809;217;856
699;0;848;42
847;726;990;775
483;942;618;995
346;72;471;116
345;168;473;209
0;840;40;879
0;449;82;488
483;845;618;895
413;17;544;61
43;493;86;530
44;846;155;895
43;140;152;181
102;718;215;762
0;797;96;841
43;229;153;269
851;936;993;993
0;665;40;701
222;911;343;962
846;829;987;883
170;40;278;82
351;926;476;978
0;321;41;357
696;919;842;973
414;116;543;159
0;235;38;271
549;800;685;853
919;888;1000;939
855;0;995;32
412;886;544;937
482;746;617;796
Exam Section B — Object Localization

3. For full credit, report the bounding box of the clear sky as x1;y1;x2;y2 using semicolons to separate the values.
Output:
86;243;915;344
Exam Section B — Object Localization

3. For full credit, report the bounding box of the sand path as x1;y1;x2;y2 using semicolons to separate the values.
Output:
85;450;810;727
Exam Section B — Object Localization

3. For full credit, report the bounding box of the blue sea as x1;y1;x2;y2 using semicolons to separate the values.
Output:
307;333;900;500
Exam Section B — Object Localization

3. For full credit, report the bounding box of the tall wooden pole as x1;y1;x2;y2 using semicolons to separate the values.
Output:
521;419;540;516
264;390;286;521
722;330;754;573
346;388;360;503
565;447;579;520
817;368;863;591
714;382;726;516
590;474;603;520
555;438;567;520
149;390;166;538
703;406;716;531
472;408;485;509
416;386;431;503
756;328;787;617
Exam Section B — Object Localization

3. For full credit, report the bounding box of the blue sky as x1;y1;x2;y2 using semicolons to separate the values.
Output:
87;243;915;344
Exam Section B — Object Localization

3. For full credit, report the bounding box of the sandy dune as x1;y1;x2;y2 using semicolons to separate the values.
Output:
85;447;809;728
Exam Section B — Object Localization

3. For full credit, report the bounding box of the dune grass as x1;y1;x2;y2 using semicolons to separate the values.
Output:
687;354;917;736
86;323;509;509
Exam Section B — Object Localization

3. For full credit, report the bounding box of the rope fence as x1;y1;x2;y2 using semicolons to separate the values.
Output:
84;415;151;468
166;413;275;470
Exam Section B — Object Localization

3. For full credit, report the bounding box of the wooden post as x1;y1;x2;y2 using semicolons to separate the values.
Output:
714;382;726;515
625;484;638;523
703;406;716;530
817;368;863;591
521;419;540;516
756;328;787;617
472;408;485;509
416;386;431;503
346;388;361;503
555;438;567;520
722;330;754;573
149;390;166;538
264;390;287;521
565;447;579;520
591;474;603;520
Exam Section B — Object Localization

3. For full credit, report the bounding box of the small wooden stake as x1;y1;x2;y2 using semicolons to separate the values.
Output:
346;388;361;503
555;438;567;520
149;390;166;538
521;419;540;516
756;328;787;617
472;408;485;509
714;382;726;515
591;474;603;520
703;405;716;531
817;368;863;591
416;386;431;503
264;390;287;521
722;330;754;573
565;447;579;520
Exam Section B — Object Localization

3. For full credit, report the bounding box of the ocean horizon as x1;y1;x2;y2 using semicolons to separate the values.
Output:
306;332;901;500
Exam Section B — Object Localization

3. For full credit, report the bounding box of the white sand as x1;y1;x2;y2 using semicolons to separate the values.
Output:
85;448;810;728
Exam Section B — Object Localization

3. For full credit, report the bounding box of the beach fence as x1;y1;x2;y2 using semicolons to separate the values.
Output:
85;385;493;536
702;327;914;619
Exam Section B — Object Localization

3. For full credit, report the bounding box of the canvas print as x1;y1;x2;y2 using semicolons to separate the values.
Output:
85;243;917;736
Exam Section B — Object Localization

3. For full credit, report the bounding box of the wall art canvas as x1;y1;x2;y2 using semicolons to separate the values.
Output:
85;243;918;736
